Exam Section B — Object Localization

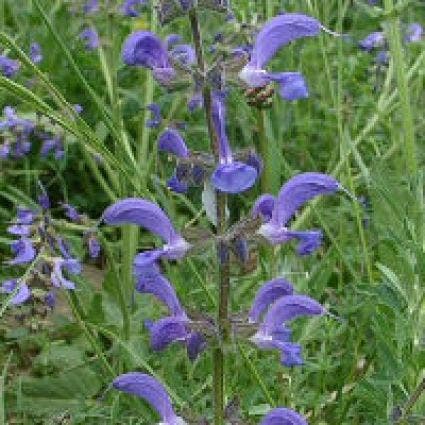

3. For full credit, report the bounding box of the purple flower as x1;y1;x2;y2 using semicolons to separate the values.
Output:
44;290;56;308
146;103;162;128
29;42;43;64
166;34;182;49
169;44;196;67
74;104;84;114
359;32;385;51
120;0;147;17
158;128;189;158
256;172;340;254
167;175;189;193
62;203;82;222
210;92;257;193
112;373;186;425
188;92;203;112
9;238;36;265
83;0;99;14
0;143;10;159
0;107;35;133
122;31;176;85
0;55;20;78
40;137;64;159
260;407;308;425
103;198;191;268
51;258;81;290
252;194;275;222
135;263;206;359
136;263;186;316
405;23;423;43
7;207;35;236
88;234;101;258
0;280;31;305
375;50;389;65
251;294;324;367
80;27;100;51
249;277;294;323
239;14;322;101
38;194;51;210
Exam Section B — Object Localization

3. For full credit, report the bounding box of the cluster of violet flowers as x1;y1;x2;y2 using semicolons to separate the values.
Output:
0;105;83;161
1;193;100;313
78;0;149;52
359;22;423;65
97;2;348;424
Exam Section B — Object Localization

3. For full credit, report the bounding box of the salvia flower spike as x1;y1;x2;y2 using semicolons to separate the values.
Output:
256;172;340;254
112;373;187;425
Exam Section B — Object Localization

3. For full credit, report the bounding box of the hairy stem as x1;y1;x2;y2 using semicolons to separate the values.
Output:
189;7;228;424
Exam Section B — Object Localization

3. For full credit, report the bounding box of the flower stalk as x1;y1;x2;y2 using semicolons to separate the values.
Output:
189;7;228;424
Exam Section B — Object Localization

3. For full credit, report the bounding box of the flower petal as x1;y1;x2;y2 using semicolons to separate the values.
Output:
103;198;179;244
271;172;340;227
167;175;189;194
9;238;36;265
260;407;308;425
149;316;189;351
135;266;185;316
186;332;207;361
249;278;294;323
112;372;183;424
122;31;169;69
249;13;321;69
252;194;276;222
211;162;257;194
133;249;164;275
169;44;196;66
269;72;309;101
285;230;323;256
359;32;385;52
405;23;423;43
158;129;189;158
1;280;31;305
261;294;324;334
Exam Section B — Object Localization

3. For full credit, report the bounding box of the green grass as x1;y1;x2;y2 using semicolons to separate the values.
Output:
0;0;424;423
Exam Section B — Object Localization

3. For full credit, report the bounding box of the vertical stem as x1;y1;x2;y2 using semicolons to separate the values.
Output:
383;0;417;177
189;8;228;425
255;109;272;194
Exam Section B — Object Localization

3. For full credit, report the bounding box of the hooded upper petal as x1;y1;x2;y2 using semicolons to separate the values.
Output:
158;129;189;158
249;278;294;323
122;31;170;69
103;198;179;244
249;13;321;69
260;407;308;425
135;265;185;316
252;194;276;222
261;294;324;335
271;172;340;227
112;372;185;424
